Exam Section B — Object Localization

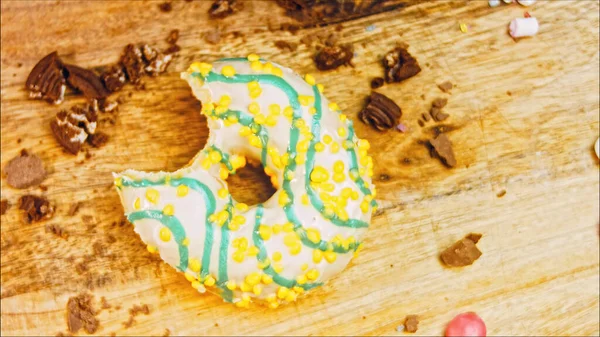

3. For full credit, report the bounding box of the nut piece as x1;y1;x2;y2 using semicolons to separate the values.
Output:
64;64;110;100
4;150;47;189
142;45;173;76
19;195;54;223
314;45;353;71
359;92;402;131
383;47;421;83
120;44;145;85
50;104;98;154
101;66;127;92
25;51;66;104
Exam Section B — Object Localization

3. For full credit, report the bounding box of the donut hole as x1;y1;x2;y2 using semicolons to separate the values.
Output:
227;161;277;206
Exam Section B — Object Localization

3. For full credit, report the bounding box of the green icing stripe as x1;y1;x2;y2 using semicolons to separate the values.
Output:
345;127;377;207
208;145;234;172
128;210;189;271
217;196;234;302
252;204;322;290
211;109;269;165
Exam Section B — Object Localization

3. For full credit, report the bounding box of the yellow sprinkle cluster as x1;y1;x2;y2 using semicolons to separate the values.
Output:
231;237;259;263
189;62;212;76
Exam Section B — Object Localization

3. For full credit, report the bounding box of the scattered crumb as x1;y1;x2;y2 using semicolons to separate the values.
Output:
437;81;453;93
45;223;69;239
51;104;98;154
204;27;221;45
208;0;242;19
497;190;507;198
66;293;99;334
4;149;47;189
506;90;512;96
359;91;402;131
158;2;172;12
274;40;298;52
429;133;457;168
383;46;421;83
1;199;9;215
370;77;384;89
100;297;112;310
19;195;54;223
88;132;109;148
314;45;353;71
404;315;419;333
440;233;483;267
163;328;171;336
122;304;150;328
68;202;81;216
17;138;22;143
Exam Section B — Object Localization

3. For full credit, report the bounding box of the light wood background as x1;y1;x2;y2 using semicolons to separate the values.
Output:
1;0;599;336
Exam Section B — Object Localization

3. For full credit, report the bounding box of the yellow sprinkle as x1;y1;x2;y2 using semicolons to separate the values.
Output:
313;249;323;263
191;280;201;290
239;126;251;136
233;215;246;226
272;67;283;77
273;263;284;273
289;243;301;255
360;200;369;213
298;95;314;106
219;95;231;107
204;275;216;287
305;74;316;85
293;286;305;294
337;127;347;137
301;194;309;205
306;269;320;281
235;203;248;212
257;258;270;269
323;135;333;144
245;272;261;286
324;251;337;263
250;60;263;71
262;274;273;285
216;188;227;199
339;114;347;122
248;102;260;114
247;245;259;256
247;53;260;62
321;182;335;192
459;22;468;33
145;188;159;204
235;300;248;308
282;222;294;233
163;204;175;216
259;225;272;240
220;167;229;180
134;197;141;210
182;238;190;246
314;142;325;152
238;238;248;250
334;172;346;183
185;272;196;282
296;274;307;285
114;177;123;187
147;245;158;253
310;166;330;183
190;62;212;76
350;190;359;200
189;258;201;272
301;263;308;271
337;208;349;221
201;157;212;169
272;252;282;262
317;83;324;93
331;142;340;153
221;65;236;77
226;280;237;290
283;233;298;247
308;107;317;115
228;222;240;232
249;88;262;99
277;287;289;299
202;102;214;113
295;153;306;165
254;113;266;125
283;106;294;118
233;251;245;263
263;62;273;73
268;104;281;116
231;155;246;169
158;228;170;243
278;191;290;206
240;281;252;292
306;228;321;243
249;134;262;148
272;224;282;234
268;302;279;309
265;115;278;127
253;284;263;295
329;102;340;111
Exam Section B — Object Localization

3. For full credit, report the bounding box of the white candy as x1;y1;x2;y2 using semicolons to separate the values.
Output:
595;137;599;159
509;17;539;38
517;0;536;6
489;0;501;7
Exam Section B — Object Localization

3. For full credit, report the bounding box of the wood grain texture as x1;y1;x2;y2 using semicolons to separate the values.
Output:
1;0;599;336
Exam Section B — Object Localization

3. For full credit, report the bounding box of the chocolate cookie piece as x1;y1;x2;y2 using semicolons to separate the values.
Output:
25;51;66;104
142;45;173;76
4;150;47;189
429;133;456;167
383;47;421;83
101;66;126;93
314;44;353;71
50;104;98;154
19;194;54;223
440;233;483;267
359;92;402;131
64;64;110;100
120;44;144;85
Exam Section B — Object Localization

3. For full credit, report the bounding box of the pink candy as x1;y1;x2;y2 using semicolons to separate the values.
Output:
445;312;487;337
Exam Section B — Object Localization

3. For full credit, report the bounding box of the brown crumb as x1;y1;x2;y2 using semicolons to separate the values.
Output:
208;0;242;19
167;29;180;45
1;199;9;215
4;150;46;189
404;315;419;333
63;64;110;100
67;202;81;216
17;138;22;143
359;91;402;131
274;40;298;52
45;223;69;239
87;131;109;148
204;27;221;45
25;51;66;104
100;297;111;310
383;46;421;83
437;81;453;93
19;195;54;223
422;112;431;122
432;98;448;109
66;293;99;334
497;190;507;198
106;234;117;244
120;44;145;85
163;328;171;337
506;90;512;96
101;66;127;93
370;77;384;89
123;304;150;328
440;233;483;267
314;44;353;71
142;44;173;76
39;184;48;191
429;133;456;168
418;120;425;127
158;2;172;12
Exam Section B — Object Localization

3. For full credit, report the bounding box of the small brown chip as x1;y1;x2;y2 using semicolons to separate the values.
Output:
418;120;425;127
280;23;300;34
429;133;456;167
142;45;173;76
87;131;109;148
68;202;81;216
440;233;483;267
158;2;172;12
120;44;145;85
370;77;384;89
497;190;507;198
432;98;448;109
45;223;69;239
404;315;419;333
163;328;171;337
19;195;54;223
51;105;98;154
63;64;110;100
4;150;47;189
383;46;421;83
434;111;450;122
314;45;353;71
274;40;298;52
204;27;221;45
1;199;9;215
422;112;431;122
100;297;111;310
101;66;127;92
25;51;66;104
359;91;402;131
67;293;99;334
167;29;180;45
437;81;453;93
208;0;242;19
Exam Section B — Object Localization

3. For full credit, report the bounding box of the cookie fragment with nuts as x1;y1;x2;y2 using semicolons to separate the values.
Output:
359;92;402;131
314;45;353;71
4;149;47;189
120;44;145;85
383;46;421;83
50;104;98;154
25;51;66;104
19;195;54;223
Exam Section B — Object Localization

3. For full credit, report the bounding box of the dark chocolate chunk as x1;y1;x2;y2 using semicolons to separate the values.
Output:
208;0;242;19
158;2;172;12
4;150;47;189
87;132;109;148
120;44;144;85
64;64;110;100
383;47;421;83
166;29;180;45
19;195;54;223
370;77;384;89
440;234;483;267
438;81;453;93
50;104;98;154
101;66;126;92
429;133;456;167
25;51;66;104
314;44;353;71
359;92;402;131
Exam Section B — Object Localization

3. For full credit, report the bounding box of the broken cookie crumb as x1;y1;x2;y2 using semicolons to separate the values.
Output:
404;315;419;333
4;150;47;189
359;92;402;131
1;199;9;215
429;133;457;168
66;293;99;334
440;233;483;267
19;195;54;223
437;81;453;93
383;46;421;83
314;45;353;71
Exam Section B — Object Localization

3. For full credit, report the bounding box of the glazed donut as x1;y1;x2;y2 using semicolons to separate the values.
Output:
114;55;377;308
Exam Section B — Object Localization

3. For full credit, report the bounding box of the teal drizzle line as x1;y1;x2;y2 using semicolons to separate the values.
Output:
208;145;234;172
217;196;234;302
345;127;377;207
252;204;323;290
128;210;189;271
211;109;268;165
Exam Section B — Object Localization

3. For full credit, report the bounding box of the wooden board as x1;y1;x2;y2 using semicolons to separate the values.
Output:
1;1;599;335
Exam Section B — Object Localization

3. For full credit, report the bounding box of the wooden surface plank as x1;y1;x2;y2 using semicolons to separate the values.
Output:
1;0;599;336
